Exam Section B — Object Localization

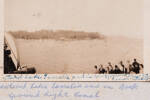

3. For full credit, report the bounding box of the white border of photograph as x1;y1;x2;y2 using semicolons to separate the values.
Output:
0;0;150;81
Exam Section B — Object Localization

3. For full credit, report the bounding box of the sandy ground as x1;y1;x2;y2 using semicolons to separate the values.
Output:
16;36;143;74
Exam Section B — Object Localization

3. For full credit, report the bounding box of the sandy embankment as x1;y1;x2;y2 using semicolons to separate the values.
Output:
16;36;143;74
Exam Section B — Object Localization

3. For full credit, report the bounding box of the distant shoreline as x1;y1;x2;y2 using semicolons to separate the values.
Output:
8;30;105;41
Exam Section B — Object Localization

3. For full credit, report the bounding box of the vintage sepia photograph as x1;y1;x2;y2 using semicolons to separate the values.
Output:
4;0;144;74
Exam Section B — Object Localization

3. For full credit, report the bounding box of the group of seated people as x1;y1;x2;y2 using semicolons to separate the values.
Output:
94;59;143;74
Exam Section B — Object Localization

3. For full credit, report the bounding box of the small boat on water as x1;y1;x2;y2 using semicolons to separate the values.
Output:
4;32;36;74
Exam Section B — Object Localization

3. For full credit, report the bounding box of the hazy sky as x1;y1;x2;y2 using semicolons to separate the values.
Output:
5;0;143;37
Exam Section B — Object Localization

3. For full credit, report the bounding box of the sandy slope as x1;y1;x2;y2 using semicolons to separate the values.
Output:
16;36;143;74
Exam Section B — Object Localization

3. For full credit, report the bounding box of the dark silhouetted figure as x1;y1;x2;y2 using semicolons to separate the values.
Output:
108;62;114;74
120;61;127;74
94;65;98;69
99;64;106;74
114;65;121;74
127;60;133;73
132;59;140;74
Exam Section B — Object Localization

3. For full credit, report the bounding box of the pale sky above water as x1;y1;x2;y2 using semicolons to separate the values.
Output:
5;0;143;38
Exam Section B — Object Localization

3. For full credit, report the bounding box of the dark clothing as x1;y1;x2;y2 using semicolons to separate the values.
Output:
132;61;140;74
99;68;106;74
109;69;114;74
114;68;121;74
122;65;125;73
125;68;127;74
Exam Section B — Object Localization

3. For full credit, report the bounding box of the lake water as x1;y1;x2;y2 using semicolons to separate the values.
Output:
16;36;143;74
